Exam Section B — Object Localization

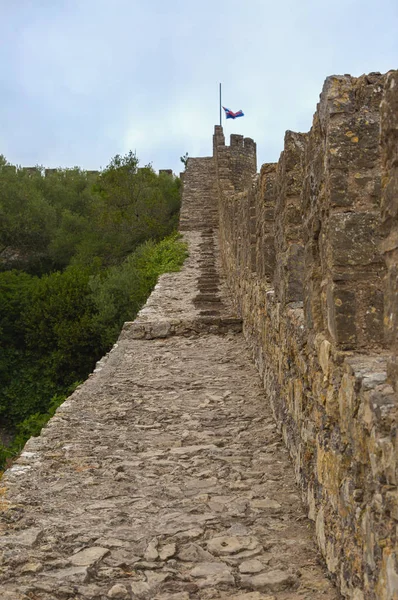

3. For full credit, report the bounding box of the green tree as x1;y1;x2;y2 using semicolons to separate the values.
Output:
89;232;188;347
0;167;57;263
78;152;181;266
22;266;102;383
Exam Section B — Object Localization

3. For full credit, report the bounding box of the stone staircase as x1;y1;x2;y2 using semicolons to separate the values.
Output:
179;158;219;232
121;156;239;340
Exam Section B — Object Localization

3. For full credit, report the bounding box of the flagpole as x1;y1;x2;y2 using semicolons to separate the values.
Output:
219;83;222;127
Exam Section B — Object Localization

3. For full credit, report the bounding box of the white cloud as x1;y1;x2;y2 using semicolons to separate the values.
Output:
0;0;397;171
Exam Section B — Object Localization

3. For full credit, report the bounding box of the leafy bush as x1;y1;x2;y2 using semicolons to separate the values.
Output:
0;153;181;274
89;233;188;347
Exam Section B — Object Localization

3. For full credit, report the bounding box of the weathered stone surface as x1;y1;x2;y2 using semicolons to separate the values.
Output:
250;498;281;512
239;559;266;574
190;561;234;586
154;594;190;600
241;569;297;592
207;536;260;556
107;583;129;598
176;542;213;563
274;131;307;306
20;561;43;574
144;539;159;561
70;546;109;566
159;542;176;560
214;71;397;600
229;594;275;600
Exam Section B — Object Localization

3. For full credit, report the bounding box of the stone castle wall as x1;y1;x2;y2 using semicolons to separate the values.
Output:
213;72;398;600
381;71;398;396
1;68;398;600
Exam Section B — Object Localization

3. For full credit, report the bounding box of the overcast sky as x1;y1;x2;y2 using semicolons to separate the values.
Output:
1;0;397;174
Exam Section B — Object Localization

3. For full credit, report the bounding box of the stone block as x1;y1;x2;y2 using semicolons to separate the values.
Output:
284;244;304;304
363;288;384;346
326;284;357;349
329;169;350;207
328;212;383;268
260;235;276;280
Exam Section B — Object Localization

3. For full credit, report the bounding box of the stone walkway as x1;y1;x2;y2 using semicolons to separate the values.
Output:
0;332;338;600
0;158;339;599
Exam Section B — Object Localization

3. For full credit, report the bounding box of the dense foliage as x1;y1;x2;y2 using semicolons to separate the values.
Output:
0;153;186;469
0;152;181;273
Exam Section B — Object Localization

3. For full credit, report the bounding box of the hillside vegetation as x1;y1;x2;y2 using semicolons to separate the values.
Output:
0;152;187;468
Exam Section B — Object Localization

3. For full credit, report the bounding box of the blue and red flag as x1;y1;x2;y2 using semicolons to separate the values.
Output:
223;106;244;119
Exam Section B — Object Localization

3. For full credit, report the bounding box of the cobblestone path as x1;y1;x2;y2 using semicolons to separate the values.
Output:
0;158;339;599
1;332;338;600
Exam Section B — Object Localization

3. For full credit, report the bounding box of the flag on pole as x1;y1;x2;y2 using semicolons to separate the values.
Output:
223;106;244;119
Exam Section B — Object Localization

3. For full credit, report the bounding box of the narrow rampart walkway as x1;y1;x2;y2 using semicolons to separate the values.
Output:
0;158;338;599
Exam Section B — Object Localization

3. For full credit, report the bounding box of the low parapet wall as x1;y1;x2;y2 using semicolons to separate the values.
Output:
214;72;398;599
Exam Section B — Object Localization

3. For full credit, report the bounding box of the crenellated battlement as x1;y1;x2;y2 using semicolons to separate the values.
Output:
213;126;257;192
0;165;173;178
215;70;398;600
